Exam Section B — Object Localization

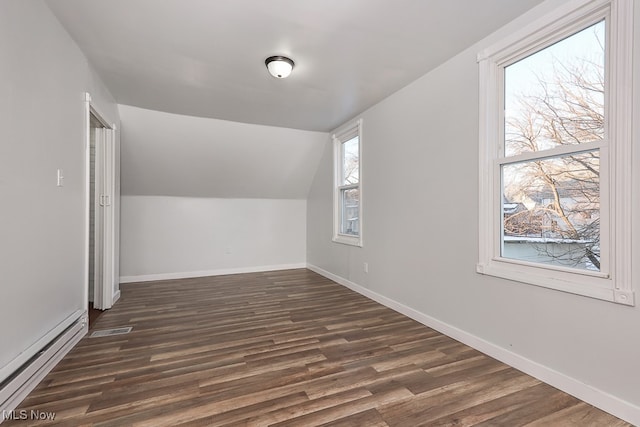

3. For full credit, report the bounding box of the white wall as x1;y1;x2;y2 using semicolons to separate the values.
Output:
307;0;640;423
119;107;327;280
120;196;307;280
0;0;119;380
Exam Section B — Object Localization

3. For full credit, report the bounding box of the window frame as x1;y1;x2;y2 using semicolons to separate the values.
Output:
477;0;634;305
333;119;363;247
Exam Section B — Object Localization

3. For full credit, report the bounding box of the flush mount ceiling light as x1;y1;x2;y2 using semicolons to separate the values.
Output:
265;56;295;79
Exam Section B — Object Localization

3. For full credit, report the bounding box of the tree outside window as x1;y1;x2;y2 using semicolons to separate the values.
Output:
502;21;604;271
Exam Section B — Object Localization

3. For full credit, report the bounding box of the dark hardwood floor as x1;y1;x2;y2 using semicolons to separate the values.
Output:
5;269;630;426
88;304;104;330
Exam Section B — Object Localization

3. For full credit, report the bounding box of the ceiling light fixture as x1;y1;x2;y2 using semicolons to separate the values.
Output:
265;56;295;79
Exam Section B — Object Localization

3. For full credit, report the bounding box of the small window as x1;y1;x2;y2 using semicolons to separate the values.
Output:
477;0;634;305
333;119;362;246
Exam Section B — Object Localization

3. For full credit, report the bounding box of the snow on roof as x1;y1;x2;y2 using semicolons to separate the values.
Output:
503;236;594;244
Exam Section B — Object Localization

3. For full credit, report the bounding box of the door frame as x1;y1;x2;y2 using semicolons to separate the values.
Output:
84;92;117;313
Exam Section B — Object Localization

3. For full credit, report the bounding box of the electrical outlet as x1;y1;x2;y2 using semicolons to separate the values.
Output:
363;262;369;273
56;169;64;187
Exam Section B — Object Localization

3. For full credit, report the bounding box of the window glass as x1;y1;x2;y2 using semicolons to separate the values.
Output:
501;20;604;271
342;136;359;185
504;21;605;157
502;151;600;270
340;188;359;235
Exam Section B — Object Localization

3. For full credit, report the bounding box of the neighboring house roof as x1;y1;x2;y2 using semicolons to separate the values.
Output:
503;202;525;215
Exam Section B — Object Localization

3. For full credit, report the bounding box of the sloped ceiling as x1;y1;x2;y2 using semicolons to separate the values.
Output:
46;0;544;132
119;105;328;198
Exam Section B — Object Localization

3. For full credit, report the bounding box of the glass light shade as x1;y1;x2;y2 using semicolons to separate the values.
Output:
265;56;294;79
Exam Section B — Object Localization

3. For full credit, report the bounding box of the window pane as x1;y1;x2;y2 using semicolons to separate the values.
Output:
504;21;605;157
502;151;600;271
342;136;359;185
340;188;359;235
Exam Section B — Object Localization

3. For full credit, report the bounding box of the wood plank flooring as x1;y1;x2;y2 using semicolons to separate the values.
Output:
5;269;630;426
88;304;104;329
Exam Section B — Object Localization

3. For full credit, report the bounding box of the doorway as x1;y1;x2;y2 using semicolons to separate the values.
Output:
89;113;101;306
86;98;116;321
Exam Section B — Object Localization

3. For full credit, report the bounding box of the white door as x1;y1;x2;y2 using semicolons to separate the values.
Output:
93;127;115;310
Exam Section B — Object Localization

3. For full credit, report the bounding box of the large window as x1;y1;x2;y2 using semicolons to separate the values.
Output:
333;119;362;246
477;0;634;305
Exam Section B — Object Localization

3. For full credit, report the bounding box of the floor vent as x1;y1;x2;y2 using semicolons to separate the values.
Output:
89;327;132;338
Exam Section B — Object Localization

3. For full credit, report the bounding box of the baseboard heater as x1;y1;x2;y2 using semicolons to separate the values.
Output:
0;311;87;421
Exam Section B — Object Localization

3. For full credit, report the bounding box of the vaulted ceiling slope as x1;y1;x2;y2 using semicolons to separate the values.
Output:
119;105;328;198
46;0;543;132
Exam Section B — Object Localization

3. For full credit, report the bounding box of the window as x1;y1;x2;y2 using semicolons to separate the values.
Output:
477;0;634;305
333;119;362;246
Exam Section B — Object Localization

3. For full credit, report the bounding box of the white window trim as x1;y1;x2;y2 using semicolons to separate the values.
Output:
333;119;363;247
477;0;634;305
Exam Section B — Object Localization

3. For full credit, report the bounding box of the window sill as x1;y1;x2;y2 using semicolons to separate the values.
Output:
332;235;362;247
476;260;634;306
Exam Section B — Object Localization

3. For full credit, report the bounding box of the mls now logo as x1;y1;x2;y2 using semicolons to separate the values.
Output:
2;410;56;421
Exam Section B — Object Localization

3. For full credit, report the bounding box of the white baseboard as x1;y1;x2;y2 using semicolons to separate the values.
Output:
112;290;121;304
306;263;640;426
120;263;308;283
0;314;87;422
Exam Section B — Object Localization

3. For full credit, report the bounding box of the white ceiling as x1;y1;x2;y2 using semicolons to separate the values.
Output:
119;105;327;198
46;0;544;132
